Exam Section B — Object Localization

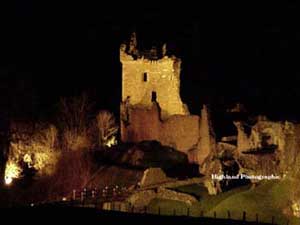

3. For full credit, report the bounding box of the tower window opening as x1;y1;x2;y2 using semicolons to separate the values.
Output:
143;72;148;82
151;91;157;102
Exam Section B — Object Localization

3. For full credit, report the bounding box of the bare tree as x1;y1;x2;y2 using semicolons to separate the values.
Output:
96;110;118;148
58;93;93;151
58;93;92;133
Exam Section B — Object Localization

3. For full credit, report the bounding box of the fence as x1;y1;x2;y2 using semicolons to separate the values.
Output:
34;186;288;225
70;185;132;203
101;206;286;225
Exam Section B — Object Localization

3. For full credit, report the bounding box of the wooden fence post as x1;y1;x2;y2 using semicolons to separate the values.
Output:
227;210;231;219
94;197;97;209
242;211;246;221
127;202;130;213
81;191;84;204
214;211;216;219
72;190;76;201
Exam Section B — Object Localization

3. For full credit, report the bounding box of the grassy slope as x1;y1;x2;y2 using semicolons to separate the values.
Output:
148;184;250;217
207;179;300;225
170;184;209;200
148;199;195;216
148;180;300;225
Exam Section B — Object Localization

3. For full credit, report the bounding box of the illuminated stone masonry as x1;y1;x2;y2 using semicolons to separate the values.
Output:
120;32;189;119
120;33;215;165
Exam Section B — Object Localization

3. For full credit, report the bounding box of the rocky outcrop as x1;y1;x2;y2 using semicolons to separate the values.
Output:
140;168;173;187
200;155;223;195
217;142;236;154
96;140;189;170
204;179;221;195
127;187;198;208
85;166;144;190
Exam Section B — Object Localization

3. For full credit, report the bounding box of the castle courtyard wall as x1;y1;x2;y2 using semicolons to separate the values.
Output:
121;103;200;154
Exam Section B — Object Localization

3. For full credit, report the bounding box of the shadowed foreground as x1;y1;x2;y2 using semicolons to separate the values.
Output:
1;206;275;225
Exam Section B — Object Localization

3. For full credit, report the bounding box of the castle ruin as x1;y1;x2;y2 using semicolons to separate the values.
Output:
120;33;215;165
120;32;189;119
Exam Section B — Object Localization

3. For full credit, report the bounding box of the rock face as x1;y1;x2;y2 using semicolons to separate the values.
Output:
85;166;144;190
140;168;173;187
204;179;221;195
200;155;223;195
120;141;189;169
127;187;198;208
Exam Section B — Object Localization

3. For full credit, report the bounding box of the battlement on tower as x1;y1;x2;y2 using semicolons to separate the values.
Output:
120;32;168;61
120;33;189;119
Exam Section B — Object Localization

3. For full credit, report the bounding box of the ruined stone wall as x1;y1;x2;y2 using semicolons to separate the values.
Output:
234;118;300;177
282;123;300;173
187;149;198;163
234;121;251;154
120;102;218;167
120;47;188;120
119;35;216;164
121;103;200;154
251;121;287;151
121;103;161;142
160;115;200;152
197;105;216;164
234;120;294;154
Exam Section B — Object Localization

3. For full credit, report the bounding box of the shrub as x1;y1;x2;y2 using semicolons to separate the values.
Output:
7;122;60;178
96;110;118;148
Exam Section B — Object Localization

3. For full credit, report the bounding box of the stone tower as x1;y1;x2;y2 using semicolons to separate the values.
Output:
119;34;217;163
120;33;188;120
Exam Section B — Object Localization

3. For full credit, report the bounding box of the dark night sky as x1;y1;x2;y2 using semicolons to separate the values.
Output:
2;2;300;124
